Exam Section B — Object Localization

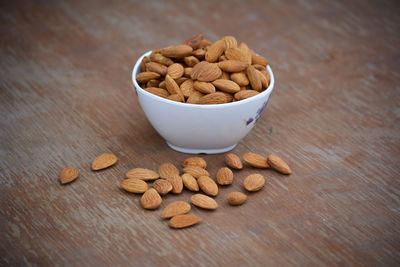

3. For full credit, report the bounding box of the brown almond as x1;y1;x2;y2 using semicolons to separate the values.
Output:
91;153;118;170
186;90;204;104
267;155;292;175
252;64;266;71
194;81;216;94
175;77;188;86
212;79;240;94
246;66;262;91
238;42;252;65
197;92;228;105
167;63;184;79
216;167;233;185
120;178;148;194
140;56;150;72
158;162;179;179
167;94;183;102
218;60;248;72
192;48;206;59
191;61;222;82
184;34;204;49
243;174;265;192
182;157;207;169
205;40;225;63
169;214;201;229
243;152;270;168
60;166;79;184
140;188;162;210
226;192;247;206
162;201;191;219
252;54;269;66
145;87;169;98
159;80;166;89
221;91;234;102
126;168;159;181
146;79;161;88
160;45;193;58
183;67;193;78
219;55;228;61
150;53;174;66
222;36;238;49
260;69;271;87
219;71;230;80
230;72;249;86
234;90;259;101
190;194;218;210
152;179;173;195
136;72;161;83
182;173;199;192
184;56;200;67
197;176;218;196
165;74;184;101
166;174;183;194
225;153;243;169
180;79;195;98
225;47;250;64
182;166;209;178
199;39;212;48
256;69;269;89
145;62;168;76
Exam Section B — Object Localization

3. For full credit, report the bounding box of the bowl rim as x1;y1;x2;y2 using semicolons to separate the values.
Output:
131;50;275;109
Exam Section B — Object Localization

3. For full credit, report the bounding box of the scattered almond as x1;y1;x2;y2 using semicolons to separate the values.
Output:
140;188;162;210
120;178;148;194
169;214;201;229
182;157;207;169
243;152;270;168
60;166;79;184
153;179;173;195
182;173;199;191
243;174;265;192
267;155;292;175
126;168;159;181
158;162;179;179
226;192;247;205
182;166;210;178
216;167;233;185
197;176;218;196
166;174;183;194
162;201;191;219
91;153;118;171
190;194;218;210
225;153;243;169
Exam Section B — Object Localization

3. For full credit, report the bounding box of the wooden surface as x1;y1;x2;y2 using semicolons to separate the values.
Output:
1;0;399;266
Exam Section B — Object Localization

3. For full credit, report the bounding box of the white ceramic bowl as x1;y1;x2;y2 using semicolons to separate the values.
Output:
131;51;275;154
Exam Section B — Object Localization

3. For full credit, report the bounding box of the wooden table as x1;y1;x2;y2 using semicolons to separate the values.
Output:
1;0;399;265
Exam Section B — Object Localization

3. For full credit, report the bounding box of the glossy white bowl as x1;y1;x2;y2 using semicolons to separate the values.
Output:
131;51;275;154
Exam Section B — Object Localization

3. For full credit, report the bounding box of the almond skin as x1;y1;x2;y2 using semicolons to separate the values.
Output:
182;173;199;192
145;62;168;76
152;179;173;195
230;72;249;86
180;79;195;98
216;167;233;185
60;166;79;184
194;81;216;94
197;176;218;196
166;174;183;194
217;60;248;72
160;45;193;58
120;178;148;194
234;90;259;101
246;66;262;91
212;79;240;94
222;36;238;49
158;163;179;179
197;92;228;105
92;153;118;171
162;201;191;219
126;168;160;181
225;153;243;169
243;153;270;168
136;72;161;83
225;47;250;64
226;192;247;205
169;214;201;229
140;188;162;210
190;194;218;210
182;166;210;178
205;39;226;63
165;74;184;101
191;61;222;82
243;174;265;192
167;63;184;79
182;157;207;169
267;155;292;175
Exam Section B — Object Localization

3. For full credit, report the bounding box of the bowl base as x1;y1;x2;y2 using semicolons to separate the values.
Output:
167;142;237;154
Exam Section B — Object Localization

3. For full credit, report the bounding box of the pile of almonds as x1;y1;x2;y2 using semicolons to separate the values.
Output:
136;34;271;104
60;152;291;229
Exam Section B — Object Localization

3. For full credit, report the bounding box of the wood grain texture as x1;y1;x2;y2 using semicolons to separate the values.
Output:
1;0;399;265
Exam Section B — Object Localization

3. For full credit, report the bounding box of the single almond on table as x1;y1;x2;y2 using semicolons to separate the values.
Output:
182;166;209;178
145;62;168;76
217;60;248;72
158;162;179;179
136;72;161;83
126;168;159;181
197;92;228;105
216;167;233;185
182;157;207;169
162;201;191;219
60;166;79;184
182;173;199;192
120;178;148;193
145;87;169;98
243;152;270;168
140;188;162;210
167;63;184;79
205;39;226;63
168;214;202;229
212;79;240;94
190;61;222;82
267;155;292;175
193;81;216;94
234;90;259;101
197;176;218;196
225;153;243;169
91;153;118;171
160;45;193;58
226;192;247;205
190;194;218;210
152;179;173;195
166;174;183;194
243;174;265;192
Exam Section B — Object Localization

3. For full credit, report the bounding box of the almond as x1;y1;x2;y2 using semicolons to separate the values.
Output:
246;66;262;91
212;79;240;94
219;55;228;61
238;42;252;65
199;39;212;48
252;64;266;71
60;166;79;184
182;173;199;191
182;166;209;178
180;79;195;98
126;168;159;181
197;92;228;105
152;179;173;195
230;72;249;86
183;67;193;78
197;176;218;196
146;79;161;88
222;35;238;49
191;61;222;82
150;53;174;66
168;214;201;229
136;72;161;83
252;54;269;66
219;71;230;80
267;155;292;175
261;69;271;87
120;178;148;193
161;45;193;58
158;162;179;179
190;194;218;210
159;80;166;89
162;201;191;219
140;188;162;210
243;152;270;168
186;90;204;104
193;81;216;94
226;192;247;206
91;153;118;170
217;60;248;72
167;94;183;102
175;77;188;86
192;48;206;59
184;56;200;67
166;174;183;194
225;153;243;169
140;56;150;72
221;91;234;102
256;69;269;89
145;87;169;98
205;40;225;63
182;157;207;169
184;34;204;49
234;90;259;101
243;174;265;192
216;167;233;185
165;74;184;101
145;62;168;76
167;63;184;79
225;47;250;64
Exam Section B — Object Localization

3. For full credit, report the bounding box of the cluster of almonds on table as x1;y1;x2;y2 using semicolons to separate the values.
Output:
60;152;291;229
136;34;271;104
